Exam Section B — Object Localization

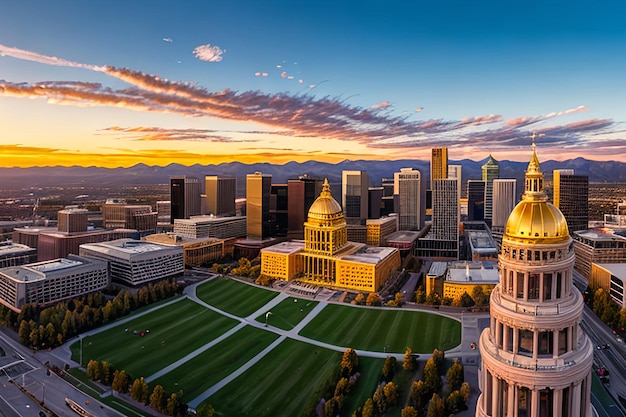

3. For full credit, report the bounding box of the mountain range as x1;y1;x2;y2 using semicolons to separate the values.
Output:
1;157;625;194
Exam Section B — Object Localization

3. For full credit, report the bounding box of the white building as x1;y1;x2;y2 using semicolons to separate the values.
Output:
79;239;184;286
0;255;109;312
174;215;246;239
394;168;422;231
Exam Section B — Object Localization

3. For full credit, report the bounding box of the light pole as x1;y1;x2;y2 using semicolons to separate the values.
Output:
265;312;272;327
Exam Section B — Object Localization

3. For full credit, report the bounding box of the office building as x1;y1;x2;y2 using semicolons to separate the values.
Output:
174;215;246;240
448;164;462;204
260;179;400;293
394;168;422;231
425;261;499;301
270;183;289;236
287;175;323;239
430;147;448;187
0;241;37;268
58;208;89;233
572;229;626;279
467;180;486;222
342;170;369;224
481;154;499;226
79;239;184;286
553;170;589;234
144;233;230;268
102;200;157;233
476;142;592;417
205;176;236;217
368;187;384;220
0;255;109;313
170;176;201;223
431;178;459;242
246;172;272;240
491;179;517;245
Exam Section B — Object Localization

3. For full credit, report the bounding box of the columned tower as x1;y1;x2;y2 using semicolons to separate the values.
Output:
476;136;593;417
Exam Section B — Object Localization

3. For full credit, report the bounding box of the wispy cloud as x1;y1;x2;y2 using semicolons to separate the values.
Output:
192;43;225;62
102;126;257;143
0;43;622;160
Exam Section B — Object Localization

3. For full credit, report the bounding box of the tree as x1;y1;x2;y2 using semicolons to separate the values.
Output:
324;397;339;417
373;385;387;415
401;406;418;417
427;393;445;417
334;377;350;397
471;285;488;306
353;293;365;305
196;403;215;417
383;381;398;406
459;291;475;308
131;377;149;403
423;359;442;395
409;380;428;409
381;355;397;382
361;398;375;417
366;293;381;306
415;286;426;304
112;369;129;394
101;361;113;385
149;384;166;413
460;382;471;401
445;390;466;414
341;348;359;376
403;346;414;371
167;391;186;417
446;358;464;394
18;320;31;345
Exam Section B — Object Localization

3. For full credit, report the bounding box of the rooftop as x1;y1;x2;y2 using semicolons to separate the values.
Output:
261;240;305;255
0;241;35;255
596;263;626;279
447;261;499;283
340;246;397;264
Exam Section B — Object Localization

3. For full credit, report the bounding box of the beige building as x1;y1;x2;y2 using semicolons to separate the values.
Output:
477;141;593;417
572;229;626;280
261;179;400;293
145;233;232;267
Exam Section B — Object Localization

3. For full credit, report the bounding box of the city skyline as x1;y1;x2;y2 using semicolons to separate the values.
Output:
1;1;626;168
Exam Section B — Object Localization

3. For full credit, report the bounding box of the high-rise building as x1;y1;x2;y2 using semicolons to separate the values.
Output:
481;155;499;226
394;168;422;230
491;179;517;244
430;147;448;187
205;176;236;217
270;183;289;236
102;200;157;233
553;169;589;234
342;170;369;224
287;175;323;239
58;208;89;233
431;178;459;242
448;164;462;201
476;142;593;417
467;180;486;221
368;187;384;219
246;172;272;240
170;176;201;223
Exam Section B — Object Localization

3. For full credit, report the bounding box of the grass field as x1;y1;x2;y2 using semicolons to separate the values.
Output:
151;325;279;401
299;304;461;353
205;338;342;416
254;297;319;330
195;277;278;317
70;299;238;377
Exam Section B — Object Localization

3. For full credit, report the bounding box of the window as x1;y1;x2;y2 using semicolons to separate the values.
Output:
538;331;553;356
529;274;539;299
518;329;533;356
543;274;553;301
556;272;563;299
558;328;568;355
517;272;525;298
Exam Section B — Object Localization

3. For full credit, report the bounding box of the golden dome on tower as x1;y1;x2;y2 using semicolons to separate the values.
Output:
504;134;569;244
307;178;344;222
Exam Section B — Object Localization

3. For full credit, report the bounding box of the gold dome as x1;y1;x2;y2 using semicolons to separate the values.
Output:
504;133;569;244
307;178;344;221
505;200;569;243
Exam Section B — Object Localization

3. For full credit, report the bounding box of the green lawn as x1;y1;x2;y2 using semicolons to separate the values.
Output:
151;325;279;401
196;277;279;317
300;304;461;353
254;297;319;330
205;338;342;417
70;299;238;377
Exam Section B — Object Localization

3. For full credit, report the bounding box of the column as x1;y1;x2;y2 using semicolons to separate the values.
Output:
503;325;509;351
491;375;499;416
553;389;563;417
571;382;581;416
553;329;559;358
539;272;544;301
531;389;539;417
513;327;519;354
523;271;529;300
533;330;539;360
507;383;515;416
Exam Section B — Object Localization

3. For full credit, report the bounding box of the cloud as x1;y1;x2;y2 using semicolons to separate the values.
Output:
0;43;106;72
102;126;256;143
506;105;589;127
192;43;225;62
369;101;391;109
162;37;173;43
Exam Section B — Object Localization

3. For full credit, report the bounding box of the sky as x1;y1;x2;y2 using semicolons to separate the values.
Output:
1;1;626;168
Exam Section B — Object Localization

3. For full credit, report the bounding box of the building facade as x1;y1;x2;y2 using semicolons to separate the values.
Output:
205;175;236;217
170;176;201;223
342;170;369;224
102;201;157;233
492;179;517;245
79;239;184;286
173;215;246;239
0;255;109;312
553;170;589;234
287;175;323;239
246;172;272;240
394;167;422;231
468;180;486;222
572;229;626;279
58;208;89;233
476;142;593;417
482;155;500;226
0;241;38;268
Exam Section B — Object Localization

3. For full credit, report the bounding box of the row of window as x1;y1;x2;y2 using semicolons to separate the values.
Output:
491;318;574;358
501;269;570;302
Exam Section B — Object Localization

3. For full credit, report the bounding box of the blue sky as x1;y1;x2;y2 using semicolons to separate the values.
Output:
1;0;625;167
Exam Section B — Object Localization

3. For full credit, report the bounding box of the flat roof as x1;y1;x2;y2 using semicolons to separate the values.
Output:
29;258;83;272
427;261;448;277
386;231;420;244
82;239;168;254
177;216;246;225
1;257;90;282
261;240;305;255
340;246;397;264
447;261;499;283
0;241;35;255
596;263;626;278
575;229;626;242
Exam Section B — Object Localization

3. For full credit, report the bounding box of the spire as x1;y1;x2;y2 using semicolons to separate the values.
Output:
320;178;331;198
523;132;546;201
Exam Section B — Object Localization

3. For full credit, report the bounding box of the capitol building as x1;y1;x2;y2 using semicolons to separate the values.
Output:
260;179;400;292
476;141;593;416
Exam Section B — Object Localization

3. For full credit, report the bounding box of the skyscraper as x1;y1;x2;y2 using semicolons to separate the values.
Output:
394;167;422;230
431;178;459;242
170;176;201;224
482;154;499;226
342;170;369;224
246;172;272;240
205;176;236;217
430;147;448;187
287;175;323;239
491;179;517;243
448;164;462;209
553;169;589;234
476;142;593;417
467;180;486;222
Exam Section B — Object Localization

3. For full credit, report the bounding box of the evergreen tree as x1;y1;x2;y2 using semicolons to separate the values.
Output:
149;384;166;413
341;348;359;376
403;346;414;371
427;393;445;417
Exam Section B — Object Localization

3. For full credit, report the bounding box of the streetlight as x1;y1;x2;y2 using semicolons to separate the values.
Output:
265;312;272;327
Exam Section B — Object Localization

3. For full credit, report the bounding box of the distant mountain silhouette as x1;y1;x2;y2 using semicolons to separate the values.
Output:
2;158;625;195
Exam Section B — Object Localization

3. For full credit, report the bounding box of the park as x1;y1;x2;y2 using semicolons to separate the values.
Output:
69;276;463;416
